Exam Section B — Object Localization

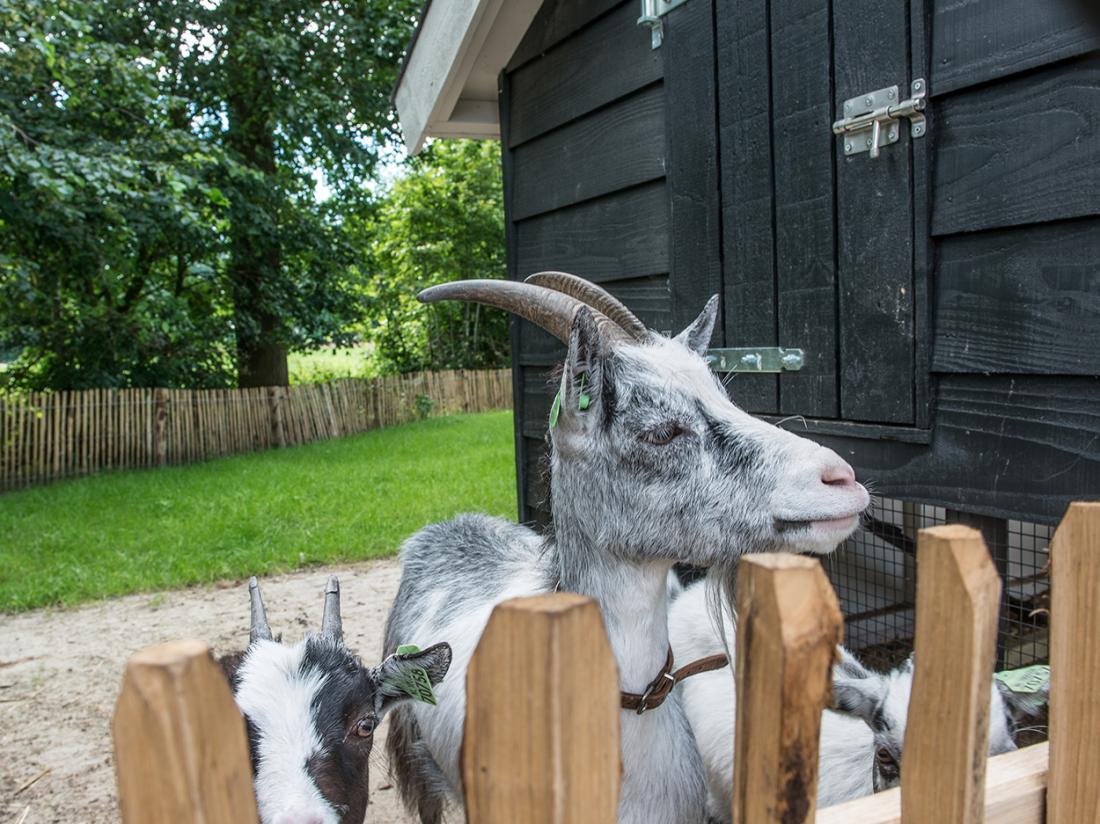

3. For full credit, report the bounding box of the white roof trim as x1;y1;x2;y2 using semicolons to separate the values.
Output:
394;0;543;154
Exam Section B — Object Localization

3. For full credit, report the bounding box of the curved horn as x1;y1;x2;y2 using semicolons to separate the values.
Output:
525;272;648;340
249;576;273;644
321;576;342;641
417;279;631;346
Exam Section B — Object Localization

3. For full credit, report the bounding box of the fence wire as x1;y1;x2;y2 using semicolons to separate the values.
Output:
823;496;1052;674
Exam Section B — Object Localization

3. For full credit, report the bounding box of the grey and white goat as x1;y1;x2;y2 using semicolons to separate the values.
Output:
668;580;1050;819
383;274;871;823
219;577;452;824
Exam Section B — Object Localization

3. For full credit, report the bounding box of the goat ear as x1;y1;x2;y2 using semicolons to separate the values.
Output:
831;653;886;725
674;295;719;356
556;307;606;432
376;642;453;714
217;650;248;693
835;646;873;681
995;664;1050;723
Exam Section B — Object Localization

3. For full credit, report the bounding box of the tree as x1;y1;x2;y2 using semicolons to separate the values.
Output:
0;0;418;390
359;139;510;374
0;0;236;389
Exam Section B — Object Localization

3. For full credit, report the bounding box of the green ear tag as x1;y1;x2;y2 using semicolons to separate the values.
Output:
577;372;590;410
392;644;439;705
549;389;562;428
995;664;1050;694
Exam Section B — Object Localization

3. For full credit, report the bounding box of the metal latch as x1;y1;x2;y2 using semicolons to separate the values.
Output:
833;79;927;159
637;0;690;49
706;348;804;373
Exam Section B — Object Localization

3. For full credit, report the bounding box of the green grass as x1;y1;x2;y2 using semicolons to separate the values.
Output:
287;344;377;384
0;411;516;612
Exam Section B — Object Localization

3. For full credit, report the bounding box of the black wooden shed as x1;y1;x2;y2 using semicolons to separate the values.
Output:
396;0;1100;663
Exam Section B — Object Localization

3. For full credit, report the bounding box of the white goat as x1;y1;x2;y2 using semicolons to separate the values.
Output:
668;580;1050;820
383;274;870;823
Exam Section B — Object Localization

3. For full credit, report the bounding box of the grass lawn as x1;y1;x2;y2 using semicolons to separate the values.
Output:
0;411;516;612
288;343;377;384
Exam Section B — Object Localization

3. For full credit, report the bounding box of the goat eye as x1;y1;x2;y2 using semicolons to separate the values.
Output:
354;717;375;738
875;746;899;777
640;424;684;446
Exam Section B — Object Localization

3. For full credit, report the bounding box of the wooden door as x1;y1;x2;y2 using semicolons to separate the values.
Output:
712;0;927;432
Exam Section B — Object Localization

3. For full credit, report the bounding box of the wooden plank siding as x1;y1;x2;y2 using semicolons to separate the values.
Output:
504;0;674;523
503;0;1100;526
834;0;916;425
771;0;838;418
715;0;778;414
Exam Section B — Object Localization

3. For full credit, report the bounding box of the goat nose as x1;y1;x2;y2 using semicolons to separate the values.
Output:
821;459;857;488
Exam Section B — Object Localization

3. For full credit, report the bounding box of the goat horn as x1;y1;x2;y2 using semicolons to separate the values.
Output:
417;279;632;346
525;272;648;340
321;576;342;641
249;576;273;644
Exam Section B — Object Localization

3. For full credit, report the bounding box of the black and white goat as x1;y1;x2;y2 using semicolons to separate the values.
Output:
220;577;452;824
668;580;1050;819
382;274;871;823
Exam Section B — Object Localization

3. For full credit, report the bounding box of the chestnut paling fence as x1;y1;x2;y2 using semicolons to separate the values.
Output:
112;502;1100;823
0;368;512;492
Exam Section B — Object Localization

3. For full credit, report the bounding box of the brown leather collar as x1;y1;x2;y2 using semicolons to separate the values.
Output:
620;647;730;714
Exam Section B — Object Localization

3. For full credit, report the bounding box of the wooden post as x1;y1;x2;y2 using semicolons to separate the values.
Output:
731;554;842;824
153;388;169;466
1048;501;1100;824
901;525;1001;824
463;593;620;824
113;640;258;823
267;386;286;448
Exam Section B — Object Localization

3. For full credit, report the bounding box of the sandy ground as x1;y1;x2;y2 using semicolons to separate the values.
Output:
0;559;422;824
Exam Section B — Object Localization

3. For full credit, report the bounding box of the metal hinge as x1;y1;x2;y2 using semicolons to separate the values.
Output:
833;78;927;159
637;0;690;49
706;348;805;373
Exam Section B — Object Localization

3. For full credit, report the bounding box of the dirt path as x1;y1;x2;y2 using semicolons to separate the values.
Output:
0;559;423;824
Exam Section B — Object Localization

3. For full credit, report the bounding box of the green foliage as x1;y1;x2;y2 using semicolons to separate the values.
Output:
0;0;420;390
0;411;516;611
359;140;510;374
0;0;238;388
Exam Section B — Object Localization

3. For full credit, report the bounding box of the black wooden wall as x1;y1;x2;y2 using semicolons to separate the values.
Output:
501;0;1100;526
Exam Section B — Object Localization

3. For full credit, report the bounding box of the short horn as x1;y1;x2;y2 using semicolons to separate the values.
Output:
249;576;273;644
417;279;631;346
321;576;342;641
525;272;648;340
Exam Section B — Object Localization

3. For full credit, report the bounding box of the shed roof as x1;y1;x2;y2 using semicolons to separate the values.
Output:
393;0;544;154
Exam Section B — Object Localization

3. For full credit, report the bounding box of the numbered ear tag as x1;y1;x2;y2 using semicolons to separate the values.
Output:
393;644;439;705
995;664;1050;695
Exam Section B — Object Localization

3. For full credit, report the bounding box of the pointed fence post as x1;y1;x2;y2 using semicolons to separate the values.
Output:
731;554;842;824
113;640;258;823
462;593;620;824
901;525;1001;824
1048;501;1100;823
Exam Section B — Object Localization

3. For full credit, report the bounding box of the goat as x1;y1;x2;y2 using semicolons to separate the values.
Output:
219;576;452;824
668;580;1050;819
382;273;871;823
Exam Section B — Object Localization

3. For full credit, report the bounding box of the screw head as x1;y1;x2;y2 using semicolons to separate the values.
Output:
887;89;896;99
914;79;923;91
913;124;924;136
845;142;852;152
889;128;897;140
865;137;873;148
865;96;873;106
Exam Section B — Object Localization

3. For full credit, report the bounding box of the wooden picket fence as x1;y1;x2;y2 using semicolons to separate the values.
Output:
0;368;512;491
111;501;1100;823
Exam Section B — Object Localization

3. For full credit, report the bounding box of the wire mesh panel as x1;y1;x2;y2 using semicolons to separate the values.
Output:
823;496;1052;674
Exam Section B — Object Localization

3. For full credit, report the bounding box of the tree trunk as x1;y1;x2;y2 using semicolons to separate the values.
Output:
225;2;288;388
